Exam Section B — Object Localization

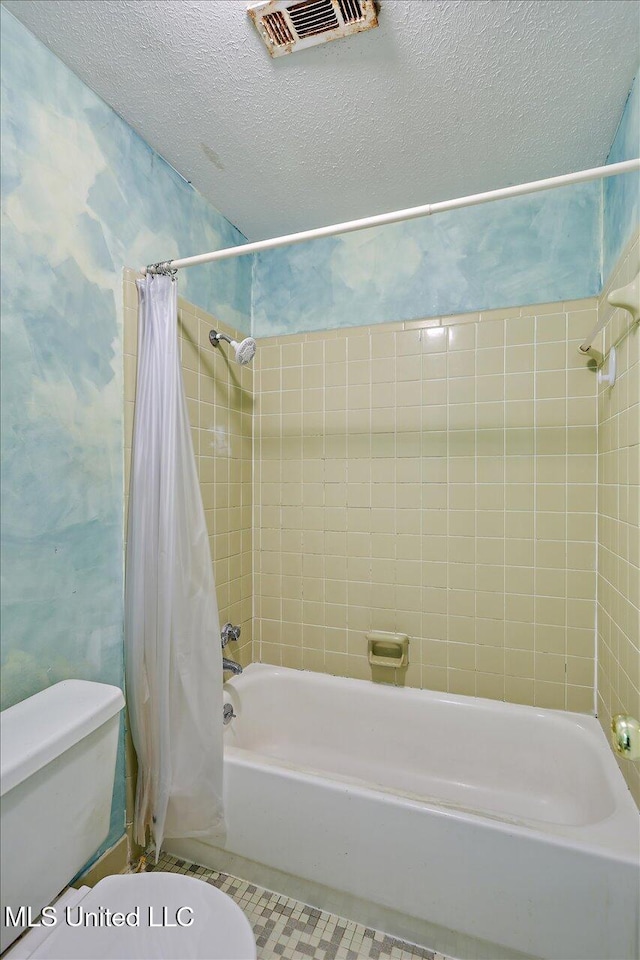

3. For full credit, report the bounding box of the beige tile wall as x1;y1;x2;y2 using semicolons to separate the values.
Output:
122;269;254;846
121;255;639;812
254;299;600;713
595;233;640;807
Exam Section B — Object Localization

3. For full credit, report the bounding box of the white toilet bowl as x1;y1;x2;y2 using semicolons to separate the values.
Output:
6;872;257;960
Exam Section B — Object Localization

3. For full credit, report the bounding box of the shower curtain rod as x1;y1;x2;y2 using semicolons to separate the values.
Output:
145;159;639;276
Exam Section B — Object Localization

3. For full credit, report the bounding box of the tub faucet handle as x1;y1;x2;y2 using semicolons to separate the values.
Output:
221;622;241;647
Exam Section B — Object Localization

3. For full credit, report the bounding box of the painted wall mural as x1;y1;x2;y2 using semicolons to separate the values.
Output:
252;177;601;338
604;69;640;282
0;8;251;853
251;69;639;339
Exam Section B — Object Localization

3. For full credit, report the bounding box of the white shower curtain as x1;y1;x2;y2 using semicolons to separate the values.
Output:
125;274;224;856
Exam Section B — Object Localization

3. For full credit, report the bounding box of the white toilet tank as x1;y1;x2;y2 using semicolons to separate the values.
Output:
0;680;125;953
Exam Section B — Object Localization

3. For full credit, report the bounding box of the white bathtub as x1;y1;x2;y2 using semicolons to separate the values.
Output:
167;665;640;960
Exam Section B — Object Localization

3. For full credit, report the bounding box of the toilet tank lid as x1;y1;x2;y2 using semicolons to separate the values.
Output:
1;680;125;797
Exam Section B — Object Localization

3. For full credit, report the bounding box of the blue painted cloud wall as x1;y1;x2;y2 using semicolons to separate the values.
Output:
252;183;602;336
0;8;251;854
252;69;640;338
604;69;640;282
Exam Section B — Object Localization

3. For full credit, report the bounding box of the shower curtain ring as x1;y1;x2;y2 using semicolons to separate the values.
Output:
147;260;177;277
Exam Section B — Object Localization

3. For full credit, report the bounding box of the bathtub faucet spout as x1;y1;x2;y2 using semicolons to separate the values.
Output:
222;657;243;675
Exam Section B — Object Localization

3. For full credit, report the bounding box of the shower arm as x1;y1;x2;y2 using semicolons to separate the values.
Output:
208;329;257;366
211;331;234;346
144;159;640;275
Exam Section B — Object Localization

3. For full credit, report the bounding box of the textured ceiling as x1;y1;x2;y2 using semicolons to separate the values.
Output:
4;0;639;240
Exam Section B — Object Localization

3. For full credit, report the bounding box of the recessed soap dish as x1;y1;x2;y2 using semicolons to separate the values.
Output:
367;632;409;668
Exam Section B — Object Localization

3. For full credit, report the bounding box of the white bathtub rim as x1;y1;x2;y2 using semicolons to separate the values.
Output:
185;750;640;960
224;745;638;866
224;664;639;862
226;663;635;779
228;663;605;736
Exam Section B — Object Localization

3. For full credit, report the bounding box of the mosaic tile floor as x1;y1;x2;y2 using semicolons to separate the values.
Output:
151;853;448;960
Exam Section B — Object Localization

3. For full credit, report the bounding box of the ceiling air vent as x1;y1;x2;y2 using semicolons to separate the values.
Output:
249;0;378;57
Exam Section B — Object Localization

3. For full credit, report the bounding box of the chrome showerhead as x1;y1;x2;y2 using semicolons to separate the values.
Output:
209;330;257;366
234;336;257;366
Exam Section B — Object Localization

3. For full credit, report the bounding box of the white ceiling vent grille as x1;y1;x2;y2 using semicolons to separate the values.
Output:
249;0;378;57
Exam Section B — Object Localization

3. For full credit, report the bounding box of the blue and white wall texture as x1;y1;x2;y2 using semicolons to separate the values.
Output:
252;69;639;337
604;68;640;282
252;183;602;336
0;7;250;851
